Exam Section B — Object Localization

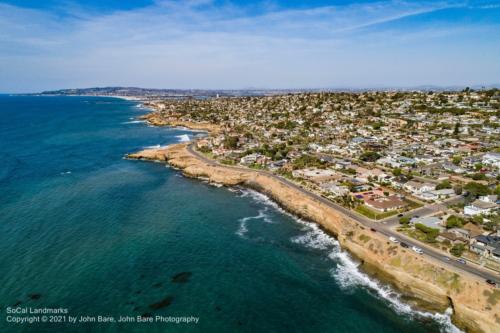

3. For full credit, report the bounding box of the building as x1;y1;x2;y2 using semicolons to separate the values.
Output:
464;199;498;216
412;216;444;231
470;235;500;262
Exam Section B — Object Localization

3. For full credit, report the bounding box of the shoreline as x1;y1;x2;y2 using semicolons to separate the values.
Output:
127;115;499;333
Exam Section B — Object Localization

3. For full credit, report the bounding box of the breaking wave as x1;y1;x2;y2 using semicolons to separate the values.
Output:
176;134;191;142
121;120;146;124
143;144;168;149
239;188;461;333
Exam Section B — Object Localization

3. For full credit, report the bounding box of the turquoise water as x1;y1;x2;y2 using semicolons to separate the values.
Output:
0;96;456;332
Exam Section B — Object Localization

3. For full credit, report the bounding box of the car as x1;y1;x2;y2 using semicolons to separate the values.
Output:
442;256;450;261
370;228;376;232
397;213;404;217
400;242;409;248
486;279;496;286
457;259;466;265
412;246;423;254
389;236;399;243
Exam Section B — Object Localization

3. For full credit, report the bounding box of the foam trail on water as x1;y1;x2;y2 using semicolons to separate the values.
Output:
143;144;169;149
236;208;273;237
176;134;191;142
121;120;146;124
239;188;462;333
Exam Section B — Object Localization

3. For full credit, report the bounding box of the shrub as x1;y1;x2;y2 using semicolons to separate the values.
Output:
450;243;465;257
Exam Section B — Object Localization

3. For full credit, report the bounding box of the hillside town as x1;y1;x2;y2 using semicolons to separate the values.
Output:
145;89;500;271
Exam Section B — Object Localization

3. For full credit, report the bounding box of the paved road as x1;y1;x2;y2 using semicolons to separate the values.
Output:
187;144;499;284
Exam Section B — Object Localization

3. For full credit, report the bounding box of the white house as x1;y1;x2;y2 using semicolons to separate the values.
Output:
464;198;498;216
482;152;500;168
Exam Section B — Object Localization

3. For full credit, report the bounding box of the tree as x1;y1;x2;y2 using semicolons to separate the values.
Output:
415;223;439;242
450;243;465;257
399;216;410;225
436;180;452;190
446;215;464;229
472;173;487;181
359;151;381;162
464;182;490;198
392;168;402;177
223;136;239;149
452;155;462;165
453;185;463;195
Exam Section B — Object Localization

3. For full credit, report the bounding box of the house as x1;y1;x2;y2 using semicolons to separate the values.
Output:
442;163;466;174
364;195;407;212
412;216;444;231
292;168;339;183
464;199;498;216
240;153;261;165
437;232;467;245
320;182;350;197
404;180;436;195
482;152;500;168
470;235;500;262
421;188;455;201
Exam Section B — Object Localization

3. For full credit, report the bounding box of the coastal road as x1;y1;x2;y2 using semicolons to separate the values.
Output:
186;144;499;284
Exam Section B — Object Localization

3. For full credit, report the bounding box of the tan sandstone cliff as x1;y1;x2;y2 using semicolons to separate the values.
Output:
128;144;500;333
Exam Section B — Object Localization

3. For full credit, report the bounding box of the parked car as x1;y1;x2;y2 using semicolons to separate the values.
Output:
457;259;467;265
412;246;423;254
486;279;496;286
397;213;404;217
389;237;399;243
442;256;450;261
400;242;409;248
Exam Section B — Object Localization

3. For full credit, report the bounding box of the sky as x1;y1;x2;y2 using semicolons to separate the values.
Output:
0;0;499;93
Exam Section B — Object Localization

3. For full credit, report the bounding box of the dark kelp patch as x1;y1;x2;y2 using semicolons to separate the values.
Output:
28;293;41;300
171;272;192;283
149;296;174;310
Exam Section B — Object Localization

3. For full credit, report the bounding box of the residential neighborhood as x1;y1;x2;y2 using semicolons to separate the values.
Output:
146;88;500;271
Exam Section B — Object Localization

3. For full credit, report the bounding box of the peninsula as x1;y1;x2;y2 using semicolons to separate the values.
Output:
129;90;500;333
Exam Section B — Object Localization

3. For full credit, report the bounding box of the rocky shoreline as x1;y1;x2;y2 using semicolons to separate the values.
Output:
126;112;499;333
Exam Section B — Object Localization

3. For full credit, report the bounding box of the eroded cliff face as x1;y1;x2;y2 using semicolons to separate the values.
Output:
129;144;500;333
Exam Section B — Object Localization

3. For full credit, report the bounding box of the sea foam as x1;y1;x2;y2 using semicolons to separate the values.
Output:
239;188;462;333
176;134;191;142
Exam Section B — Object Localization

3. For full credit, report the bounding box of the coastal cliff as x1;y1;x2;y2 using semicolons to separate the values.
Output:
128;143;500;333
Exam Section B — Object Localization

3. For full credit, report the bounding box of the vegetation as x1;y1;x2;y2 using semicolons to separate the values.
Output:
450;243;465;257
464;182;490;197
446;215;465;229
436;180;452;190
414;223;439;242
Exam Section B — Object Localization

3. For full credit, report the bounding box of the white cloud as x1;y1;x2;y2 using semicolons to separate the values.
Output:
0;0;499;92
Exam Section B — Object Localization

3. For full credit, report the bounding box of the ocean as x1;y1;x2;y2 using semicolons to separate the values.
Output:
0;96;459;332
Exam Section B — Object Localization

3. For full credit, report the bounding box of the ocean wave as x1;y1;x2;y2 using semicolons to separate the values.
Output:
121;120;146;124
143;144;168;149
236;208;273;237
176;134;191;142
239;188;461;333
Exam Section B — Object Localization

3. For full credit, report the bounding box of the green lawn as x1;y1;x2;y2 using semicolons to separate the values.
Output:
355;205;398;220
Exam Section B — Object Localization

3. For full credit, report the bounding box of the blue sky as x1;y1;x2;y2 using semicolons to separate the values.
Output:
1;0;499;92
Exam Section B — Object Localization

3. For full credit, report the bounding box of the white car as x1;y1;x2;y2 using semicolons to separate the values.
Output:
389;237;399;243
412;246;423;254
